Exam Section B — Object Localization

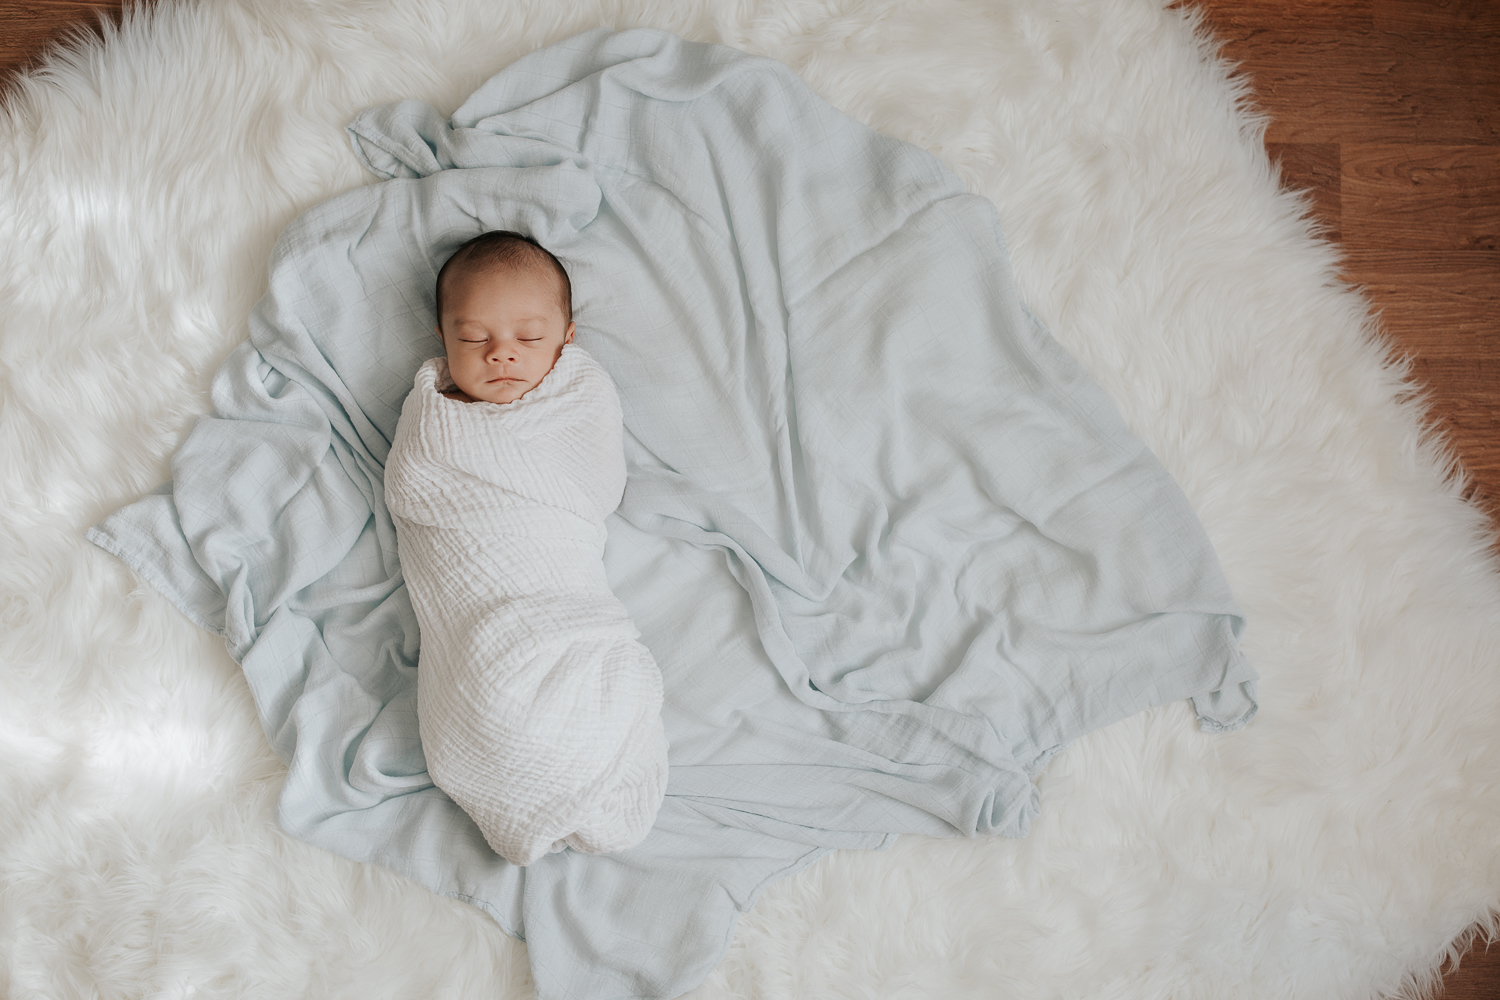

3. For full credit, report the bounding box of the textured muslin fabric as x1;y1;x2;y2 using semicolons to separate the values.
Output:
385;350;667;866
87;26;1258;999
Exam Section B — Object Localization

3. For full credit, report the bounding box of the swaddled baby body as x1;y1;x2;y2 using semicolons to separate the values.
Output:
385;231;668;866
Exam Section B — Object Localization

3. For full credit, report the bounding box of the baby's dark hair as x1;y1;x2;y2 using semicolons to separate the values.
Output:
435;230;573;329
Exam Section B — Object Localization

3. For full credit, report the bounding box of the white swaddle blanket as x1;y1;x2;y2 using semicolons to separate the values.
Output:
384;344;667;866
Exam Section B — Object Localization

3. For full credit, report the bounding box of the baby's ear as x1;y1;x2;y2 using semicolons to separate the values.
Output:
433;325;444;342
565;322;575;344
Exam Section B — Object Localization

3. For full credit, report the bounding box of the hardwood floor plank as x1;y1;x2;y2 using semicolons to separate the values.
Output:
1344;250;1500;362
1187;0;1374;33
0;0;124;82
1210;32;1500;145
1371;0;1500;33
1342;145;1500;251
1342;248;1500;497
1434;934;1500;1000
1266;141;1342;239
1344;249;1500;335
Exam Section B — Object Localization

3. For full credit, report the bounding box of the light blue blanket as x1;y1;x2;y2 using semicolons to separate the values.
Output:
89;27;1257;999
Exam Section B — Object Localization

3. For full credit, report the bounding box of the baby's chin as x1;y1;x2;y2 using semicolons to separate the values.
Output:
463;378;536;405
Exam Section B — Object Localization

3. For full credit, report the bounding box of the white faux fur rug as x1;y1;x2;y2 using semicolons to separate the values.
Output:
3;0;1497;996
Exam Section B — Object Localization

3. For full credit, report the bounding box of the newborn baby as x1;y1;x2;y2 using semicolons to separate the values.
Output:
384;230;668;866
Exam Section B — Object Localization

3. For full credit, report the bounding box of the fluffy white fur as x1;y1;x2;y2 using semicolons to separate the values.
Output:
2;0;1496;997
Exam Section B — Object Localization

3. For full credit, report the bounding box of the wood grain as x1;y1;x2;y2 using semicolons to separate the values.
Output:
1342;145;1500;251
1438;937;1500;1000
1219;32;1500;145
1188;0;1374;31
1266;142;1342;239
1371;0;1500;33
0;0;124;80
1342;249;1500;497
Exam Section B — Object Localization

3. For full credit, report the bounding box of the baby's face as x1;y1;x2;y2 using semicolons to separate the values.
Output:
437;265;575;405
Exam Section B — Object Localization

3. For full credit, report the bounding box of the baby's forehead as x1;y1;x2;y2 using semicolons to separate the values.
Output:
447;258;557;294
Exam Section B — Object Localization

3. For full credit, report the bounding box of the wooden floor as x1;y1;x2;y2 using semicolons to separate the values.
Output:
3;0;1497;996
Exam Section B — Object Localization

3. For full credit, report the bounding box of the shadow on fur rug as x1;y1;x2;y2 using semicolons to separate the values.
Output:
1;0;1497;996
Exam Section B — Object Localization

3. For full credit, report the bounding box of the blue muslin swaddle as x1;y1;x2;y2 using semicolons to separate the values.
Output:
88;27;1258;1000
